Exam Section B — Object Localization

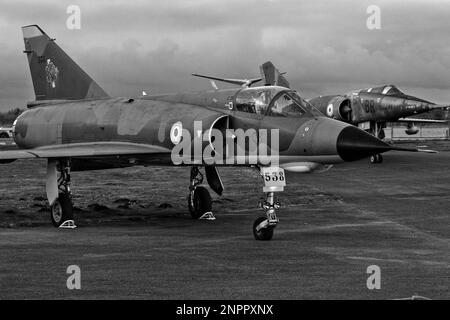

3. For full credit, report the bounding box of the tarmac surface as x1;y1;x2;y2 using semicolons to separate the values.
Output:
0;141;449;299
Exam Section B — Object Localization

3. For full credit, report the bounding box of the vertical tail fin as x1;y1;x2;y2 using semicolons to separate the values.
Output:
259;61;290;88
22;25;109;101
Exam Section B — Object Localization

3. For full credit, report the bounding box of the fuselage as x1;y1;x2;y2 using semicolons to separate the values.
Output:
351;91;438;122
13;86;392;171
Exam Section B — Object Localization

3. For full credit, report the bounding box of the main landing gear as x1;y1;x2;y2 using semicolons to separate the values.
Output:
47;159;76;228
369;154;383;164
188;166;214;220
368;121;386;165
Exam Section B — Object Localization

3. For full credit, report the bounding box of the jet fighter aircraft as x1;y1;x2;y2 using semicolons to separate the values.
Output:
0;25;433;240
309;85;449;159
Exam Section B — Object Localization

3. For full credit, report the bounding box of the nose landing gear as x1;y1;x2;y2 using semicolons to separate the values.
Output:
253;191;280;241
253;167;285;241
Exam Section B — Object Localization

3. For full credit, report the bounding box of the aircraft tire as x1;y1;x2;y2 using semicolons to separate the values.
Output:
50;193;74;227
188;186;212;219
377;154;383;163
370;154;383;164
253;217;274;241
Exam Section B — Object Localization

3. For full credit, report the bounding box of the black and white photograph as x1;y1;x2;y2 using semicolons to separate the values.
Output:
0;0;449;308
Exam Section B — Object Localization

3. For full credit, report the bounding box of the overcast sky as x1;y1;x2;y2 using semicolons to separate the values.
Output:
1;0;450;111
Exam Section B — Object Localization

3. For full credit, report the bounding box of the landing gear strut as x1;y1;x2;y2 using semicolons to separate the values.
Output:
253;167;285;241
47;159;75;228
188;166;213;220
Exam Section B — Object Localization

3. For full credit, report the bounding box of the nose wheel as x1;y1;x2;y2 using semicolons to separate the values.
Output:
253;216;274;241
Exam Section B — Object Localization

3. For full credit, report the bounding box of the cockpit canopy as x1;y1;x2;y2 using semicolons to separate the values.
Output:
361;85;403;96
235;86;322;117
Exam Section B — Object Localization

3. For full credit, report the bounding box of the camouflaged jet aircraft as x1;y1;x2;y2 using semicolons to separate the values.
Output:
234;61;448;164
308;85;449;162
0;25;433;240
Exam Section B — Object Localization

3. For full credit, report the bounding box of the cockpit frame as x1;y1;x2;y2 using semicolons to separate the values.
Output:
232;86;321;118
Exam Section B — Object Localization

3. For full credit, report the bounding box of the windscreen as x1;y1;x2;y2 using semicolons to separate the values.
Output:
267;93;305;117
286;91;324;117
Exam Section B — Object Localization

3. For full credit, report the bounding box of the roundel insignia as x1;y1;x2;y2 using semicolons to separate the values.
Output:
326;103;333;117
170;121;183;145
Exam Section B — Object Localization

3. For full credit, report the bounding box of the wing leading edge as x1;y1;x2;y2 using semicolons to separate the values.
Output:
0;142;171;162
396;118;449;124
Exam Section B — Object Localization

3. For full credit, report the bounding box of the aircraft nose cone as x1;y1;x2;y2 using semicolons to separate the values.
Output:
337;126;392;161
